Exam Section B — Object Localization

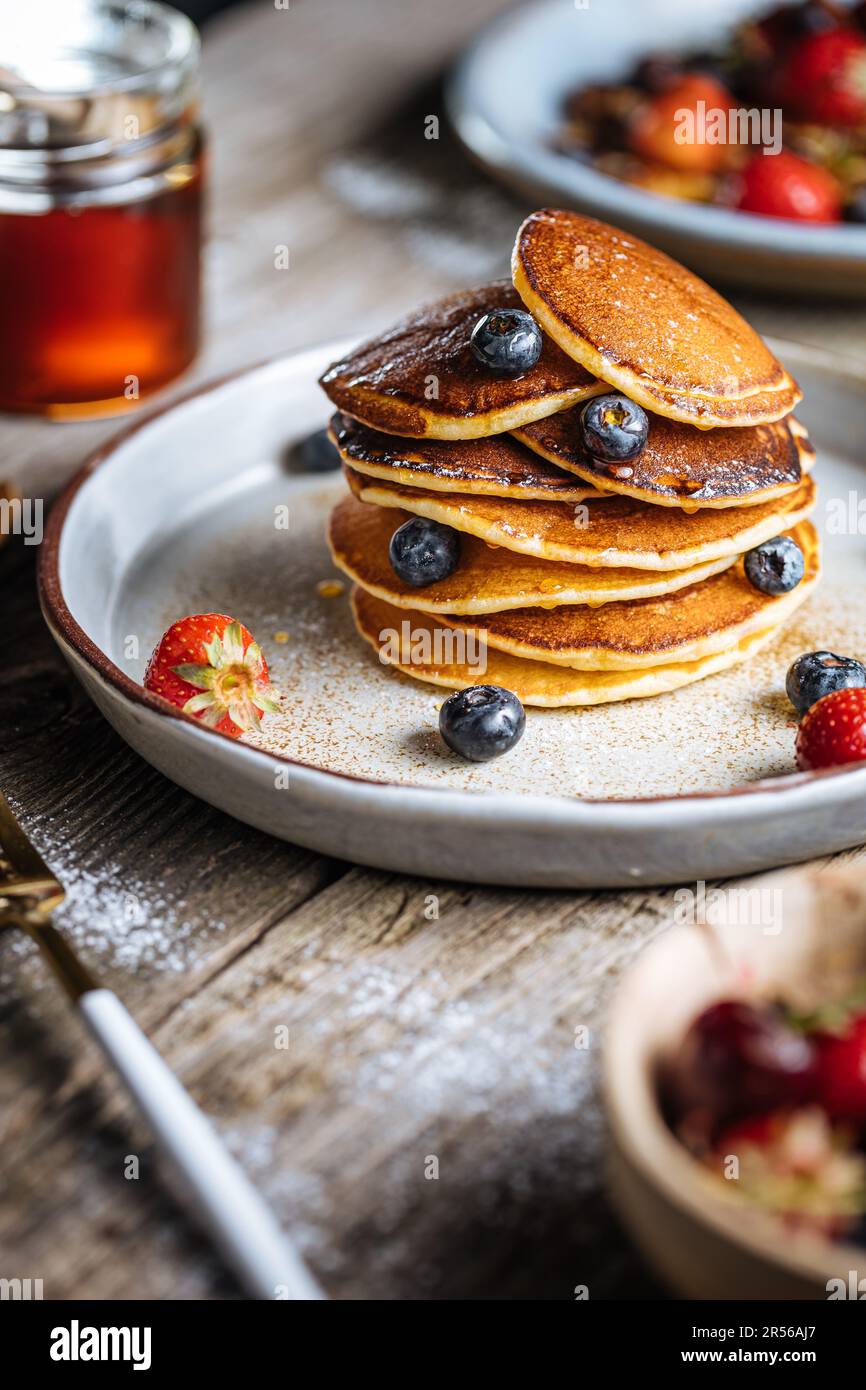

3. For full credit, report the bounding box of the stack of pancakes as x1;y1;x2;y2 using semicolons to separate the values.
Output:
322;210;819;707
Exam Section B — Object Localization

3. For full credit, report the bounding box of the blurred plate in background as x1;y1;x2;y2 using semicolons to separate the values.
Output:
447;0;866;296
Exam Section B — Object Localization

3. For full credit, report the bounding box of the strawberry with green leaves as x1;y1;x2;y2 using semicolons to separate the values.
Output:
144;613;280;738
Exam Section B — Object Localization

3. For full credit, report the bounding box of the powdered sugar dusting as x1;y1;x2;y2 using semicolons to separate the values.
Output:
0;829;227;989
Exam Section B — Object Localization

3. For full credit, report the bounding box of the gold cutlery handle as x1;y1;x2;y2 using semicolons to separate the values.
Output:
21;917;99;1000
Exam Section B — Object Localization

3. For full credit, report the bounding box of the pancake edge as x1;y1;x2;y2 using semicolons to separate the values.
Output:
350;587;791;708
345;466;818;572
322;378;605;441
435;522;819;669
511;256;802;429
327;420;604;503
511;416;815;511
328;495;740;615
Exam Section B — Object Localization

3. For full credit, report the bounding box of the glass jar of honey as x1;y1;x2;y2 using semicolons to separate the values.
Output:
0;0;204;417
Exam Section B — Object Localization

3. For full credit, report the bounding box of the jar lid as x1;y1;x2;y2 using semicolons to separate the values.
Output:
0;0;199;158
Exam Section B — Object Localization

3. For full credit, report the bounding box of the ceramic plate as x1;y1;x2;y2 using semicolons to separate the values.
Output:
39;340;866;888
447;0;866;296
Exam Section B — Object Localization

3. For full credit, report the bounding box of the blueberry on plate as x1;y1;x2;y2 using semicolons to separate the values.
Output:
743;535;804;596
470;308;542;376
285;427;340;473
786;650;866;716
580;393;649;463
439;685;525;762
389;516;461;588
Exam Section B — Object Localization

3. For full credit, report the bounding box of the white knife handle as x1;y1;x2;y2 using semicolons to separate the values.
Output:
78;988;325;1301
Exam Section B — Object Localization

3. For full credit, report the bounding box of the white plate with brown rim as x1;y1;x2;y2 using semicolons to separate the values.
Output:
38;339;866;888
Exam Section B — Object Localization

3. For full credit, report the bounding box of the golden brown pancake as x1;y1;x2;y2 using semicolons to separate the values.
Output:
513;412;813;510
350;587;788;707
512;210;801;428
438;522;818;670
328;493;738;615
329;412;601;502
344;465;817;571
319;281;602;439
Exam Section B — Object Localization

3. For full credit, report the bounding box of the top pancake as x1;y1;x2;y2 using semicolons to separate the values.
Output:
329;412;601;502
512;210;801;428
513;412;814;510
319;281;602;439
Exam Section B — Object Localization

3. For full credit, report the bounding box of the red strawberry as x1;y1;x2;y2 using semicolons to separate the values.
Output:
144;613;280;738
629;74;735;174
668;1000;818;1129
734;149;842;221
777;26;866;125
796;687;866;770
716;1112;777;1149
814;1014;866;1122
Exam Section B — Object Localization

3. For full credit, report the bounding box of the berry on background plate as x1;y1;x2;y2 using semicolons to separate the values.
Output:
796;687;866;771
776;25;866;126
628;73;735;173
786;650;866;715
846;186;866;224
144;613;280;738
439;685;526;762
389;516;461;588
470;307;542;376
734;149;843;222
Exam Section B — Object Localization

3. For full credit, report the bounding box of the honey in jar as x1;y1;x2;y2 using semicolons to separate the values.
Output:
0;0;204;417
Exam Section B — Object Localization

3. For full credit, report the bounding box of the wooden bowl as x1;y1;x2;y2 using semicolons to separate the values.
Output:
603;862;866;1299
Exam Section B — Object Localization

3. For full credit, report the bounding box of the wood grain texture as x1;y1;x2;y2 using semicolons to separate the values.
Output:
2;0;866;1300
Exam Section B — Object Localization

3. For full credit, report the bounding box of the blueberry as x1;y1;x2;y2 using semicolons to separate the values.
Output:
389;516;461;588
791;1;839;37
285;428;340;473
632;53;682;93
579;393;649;463
743;535;805;596
786;651;866;716
470;308;542;376
439;685;526;762
686;52;731;87
844;187;866;224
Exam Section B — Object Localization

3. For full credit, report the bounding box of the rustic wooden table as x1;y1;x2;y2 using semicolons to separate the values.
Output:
3;0;866;1301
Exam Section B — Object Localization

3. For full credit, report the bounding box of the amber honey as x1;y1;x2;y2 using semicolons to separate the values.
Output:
0;156;202;417
0;0;204;417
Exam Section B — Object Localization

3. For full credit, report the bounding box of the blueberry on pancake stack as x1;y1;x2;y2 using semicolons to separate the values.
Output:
321;210;819;707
